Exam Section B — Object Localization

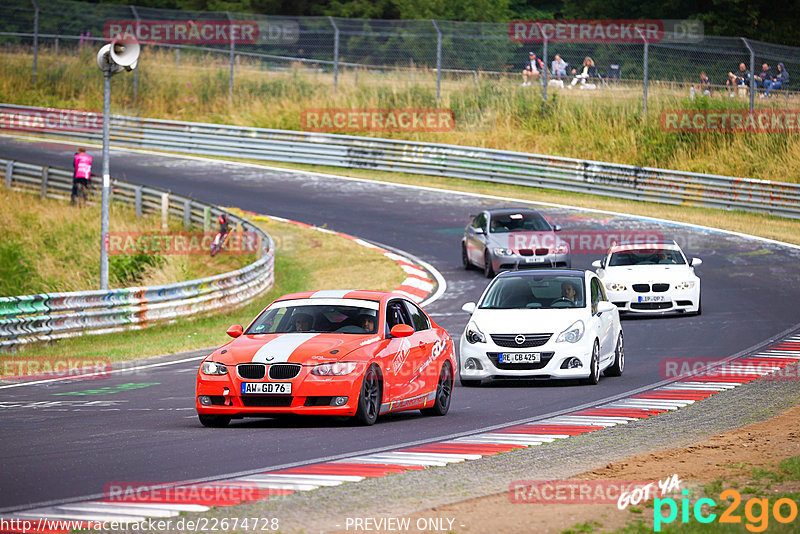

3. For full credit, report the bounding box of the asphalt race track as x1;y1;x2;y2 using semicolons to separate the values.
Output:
1;136;800;512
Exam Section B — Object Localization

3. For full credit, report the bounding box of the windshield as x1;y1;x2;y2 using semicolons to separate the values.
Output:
246;299;379;334
609;248;686;266
479;275;585;309
489;212;551;233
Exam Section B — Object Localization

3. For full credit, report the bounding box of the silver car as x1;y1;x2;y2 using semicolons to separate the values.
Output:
462;209;571;278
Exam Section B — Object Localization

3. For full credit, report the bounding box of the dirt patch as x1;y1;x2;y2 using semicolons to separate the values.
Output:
337;402;800;533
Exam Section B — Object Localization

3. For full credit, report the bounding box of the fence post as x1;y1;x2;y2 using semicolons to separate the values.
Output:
31;0;39;83
203;206;211;232
40;166;48;199
638;29;649;118
542;34;549;110
354;66;358;87
226;11;235;100
741;37;755;112
329;16;339;94
161;192;169;231
134;186;142;216
183;199;192;230
5;161;13;188
175;47;180;67
130;6;140;102
432;20;442;105
54;37;59;56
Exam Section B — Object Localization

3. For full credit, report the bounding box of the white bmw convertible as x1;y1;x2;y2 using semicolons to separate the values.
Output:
592;241;702;315
459;269;623;386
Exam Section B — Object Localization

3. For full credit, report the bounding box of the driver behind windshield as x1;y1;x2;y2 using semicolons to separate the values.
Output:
560;281;578;304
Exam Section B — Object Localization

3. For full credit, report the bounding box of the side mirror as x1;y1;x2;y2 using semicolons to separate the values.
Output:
474;227;485;235
226;324;243;338
690;258;702;266
461;302;477;314
597;301;616;314
591;260;602;269
389;324;414;338
553;224;562;232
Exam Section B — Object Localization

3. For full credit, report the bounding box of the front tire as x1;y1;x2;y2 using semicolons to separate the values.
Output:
605;332;624;377
422;362;453;416
198;414;231;427
354;364;382;426
582;341;601;385
484;251;495;278
462;243;472;270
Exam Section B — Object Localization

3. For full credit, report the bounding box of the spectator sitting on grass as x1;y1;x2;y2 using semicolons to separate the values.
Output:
763;62;789;98
521;51;544;86
568;57;596;88
754;63;773;89
551;54;567;77
726;62;750;97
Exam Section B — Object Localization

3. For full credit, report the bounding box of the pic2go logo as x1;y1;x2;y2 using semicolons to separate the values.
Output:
654;489;798;532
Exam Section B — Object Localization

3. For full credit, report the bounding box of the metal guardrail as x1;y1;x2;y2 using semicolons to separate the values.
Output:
0;157;275;348
2;103;799;219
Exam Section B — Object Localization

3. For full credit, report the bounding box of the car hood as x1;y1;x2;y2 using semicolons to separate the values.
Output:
602;265;696;282
209;333;382;365
487;231;562;250
469;308;586;335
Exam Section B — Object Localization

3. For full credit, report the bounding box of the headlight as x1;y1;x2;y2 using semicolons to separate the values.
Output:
556;320;585;343
605;282;627;291
311;362;358;376
201;361;228;375
465;322;486;344
675;281;695;290
493;248;514;256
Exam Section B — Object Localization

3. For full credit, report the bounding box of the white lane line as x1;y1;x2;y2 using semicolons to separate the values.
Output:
89;502;210;513
56;502;179;518
244;474;363;483
10;508;149;522
0;354;206;390
338;456;449;467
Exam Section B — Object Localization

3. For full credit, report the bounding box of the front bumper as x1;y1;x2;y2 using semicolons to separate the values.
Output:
606;288;699;314
491;252;571;273
459;335;593;381
196;363;364;417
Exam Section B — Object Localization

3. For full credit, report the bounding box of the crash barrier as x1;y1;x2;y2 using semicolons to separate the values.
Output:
2;103;798;219
0;157;275;348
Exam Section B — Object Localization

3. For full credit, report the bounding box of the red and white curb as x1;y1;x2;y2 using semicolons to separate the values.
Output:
248;213;437;304
6;334;799;532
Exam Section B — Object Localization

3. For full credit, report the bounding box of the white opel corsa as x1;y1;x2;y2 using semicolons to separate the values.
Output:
459;269;623;386
592;241;702;315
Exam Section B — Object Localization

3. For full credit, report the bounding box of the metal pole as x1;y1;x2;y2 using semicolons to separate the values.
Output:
542;36;548;110
741;37;755;111
31;0;39;83
130;6;140;102
100;68;112;290
432;20;442;105
226;12;235;100
329;16;339;93
636;28;649;118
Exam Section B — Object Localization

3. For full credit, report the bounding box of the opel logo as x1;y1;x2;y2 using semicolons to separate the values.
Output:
515;335;526;345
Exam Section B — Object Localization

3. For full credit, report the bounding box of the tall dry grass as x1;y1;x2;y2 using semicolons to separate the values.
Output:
1;47;799;182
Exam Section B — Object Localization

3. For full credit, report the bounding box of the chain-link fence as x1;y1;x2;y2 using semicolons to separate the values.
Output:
3;0;800;112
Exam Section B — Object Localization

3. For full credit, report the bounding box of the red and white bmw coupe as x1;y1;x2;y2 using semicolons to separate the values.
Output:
196;290;455;426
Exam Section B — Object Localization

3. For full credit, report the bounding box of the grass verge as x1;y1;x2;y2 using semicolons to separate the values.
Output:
0;214;405;366
0;187;250;295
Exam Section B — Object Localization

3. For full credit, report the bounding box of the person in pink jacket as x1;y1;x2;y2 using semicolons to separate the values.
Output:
72;148;93;206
